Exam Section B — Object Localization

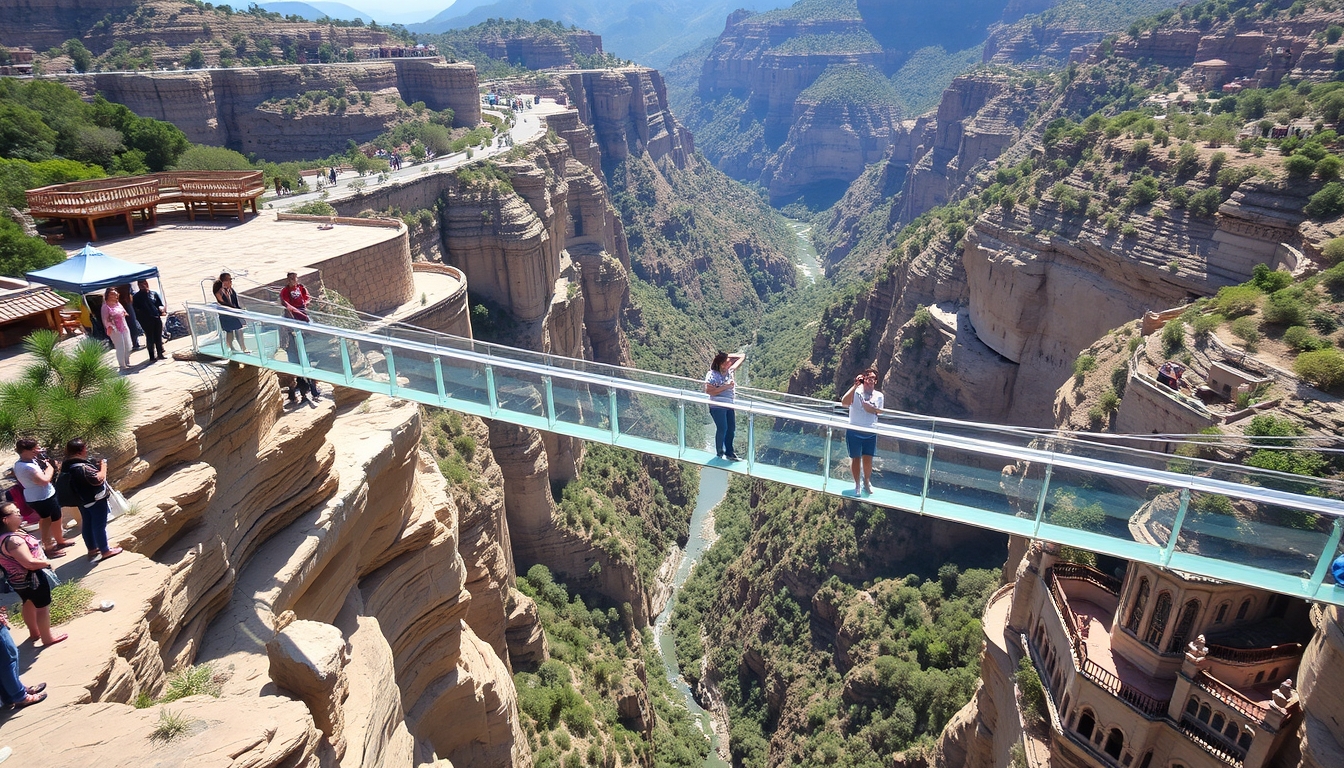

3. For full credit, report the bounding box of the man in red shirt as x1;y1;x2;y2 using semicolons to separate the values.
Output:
280;272;311;321
279;272;320;404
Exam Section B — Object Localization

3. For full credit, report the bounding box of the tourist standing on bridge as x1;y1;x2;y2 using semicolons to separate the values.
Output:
133;280;166;362
212;273;249;353
280;272;321;405
705;352;745;461
100;287;132;371
841;368;883;495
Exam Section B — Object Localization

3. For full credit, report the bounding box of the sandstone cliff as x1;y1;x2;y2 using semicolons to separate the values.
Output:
63;58;481;161
3;360;536;767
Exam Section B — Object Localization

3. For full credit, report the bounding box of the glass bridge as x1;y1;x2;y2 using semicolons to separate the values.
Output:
184;301;1344;606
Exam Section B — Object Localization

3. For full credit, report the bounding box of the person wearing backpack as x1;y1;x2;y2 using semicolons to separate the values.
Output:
0;503;65;648
57;438;121;563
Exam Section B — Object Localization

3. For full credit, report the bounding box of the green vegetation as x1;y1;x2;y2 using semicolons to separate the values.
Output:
151;709;195;742
7;577;92;628
890;46;985;115
158;664;222;703
554;444;695;591
800;65;899;107
288;200;337;216
1294;348;1344;390
1016;657;1046;724
772;31;882;55
0;214;66;277
673;479;1002;767
515;565;707;767
0;330;135;454
423;19;624;79
752;0;861;22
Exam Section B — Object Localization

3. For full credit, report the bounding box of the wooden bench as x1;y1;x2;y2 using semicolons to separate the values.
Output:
25;170;266;240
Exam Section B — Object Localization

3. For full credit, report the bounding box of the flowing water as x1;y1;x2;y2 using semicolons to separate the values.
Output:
787;220;824;284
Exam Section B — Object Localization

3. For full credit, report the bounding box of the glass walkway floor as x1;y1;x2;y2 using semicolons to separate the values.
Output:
186;303;1344;606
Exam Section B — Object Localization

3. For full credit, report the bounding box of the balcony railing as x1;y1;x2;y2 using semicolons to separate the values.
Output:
1047;568;1087;664
1179;716;1246;766
1194;671;1267;722
1081;658;1171;718
1206;642;1302;666
1052;562;1123;595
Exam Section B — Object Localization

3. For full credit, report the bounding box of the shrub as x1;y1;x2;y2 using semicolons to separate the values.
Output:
1188;187;1223;216
1230;316;1260;347
289;200;336;216
1285;153;1317;177
1251;263;1292;293
1318;154;1343;180
1193;313;1223;339
172;144;254;171
1309;309;1339;334
1262;288;1308;326
1213;285;1260;317
1167;186;1189;207
0;330;134;453
1099;388;1121;413
1162;320;1186;355
1306;182;1344;219
0;218;66;278
1073;353;1097;384
1322;237;1344;265
1284;325;1329;352
1111;364;1128;397
1294;348;1344;389
1323;262;1344;293
159;664;222;703
1017;659;1046;723
1121;223;1139;237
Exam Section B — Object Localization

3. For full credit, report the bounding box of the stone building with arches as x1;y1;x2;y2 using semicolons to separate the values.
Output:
1004;542;1310;768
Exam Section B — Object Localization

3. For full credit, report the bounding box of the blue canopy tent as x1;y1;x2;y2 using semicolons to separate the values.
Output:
25;244;165;340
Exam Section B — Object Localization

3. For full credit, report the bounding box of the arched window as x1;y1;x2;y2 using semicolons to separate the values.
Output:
1167;599;1201;653
1138;752;1153;768
1186;697;1200;716
1126;578;1150;632
1238;729;1253;751
1215;602;1229;623
1270;667;1279;681
1236;598;1252;621
1198;704;1212;723
1145;592;1173;646
1211;713;1225;732
1077;709;1096;740
1255;670;1265;684
1223;721;1239;740
1104;728;1125;759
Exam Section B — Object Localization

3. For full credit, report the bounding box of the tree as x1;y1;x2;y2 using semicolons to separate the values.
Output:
184;47;206;70
63;39;92;73
0;330;134;457
0;102;57;161
0;218;65;277
122;117;189;171
172;144;254;171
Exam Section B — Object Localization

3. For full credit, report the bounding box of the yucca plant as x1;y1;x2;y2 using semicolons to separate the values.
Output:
0;329;133;457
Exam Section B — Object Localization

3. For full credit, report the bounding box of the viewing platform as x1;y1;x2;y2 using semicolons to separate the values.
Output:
27;170;266;241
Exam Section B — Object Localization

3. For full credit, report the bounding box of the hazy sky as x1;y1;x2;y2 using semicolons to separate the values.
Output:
342;0;455;24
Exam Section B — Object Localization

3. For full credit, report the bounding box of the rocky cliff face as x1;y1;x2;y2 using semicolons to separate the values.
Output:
477;30;603;70
3;362;536;767
560;67;695;175
62;59;481;161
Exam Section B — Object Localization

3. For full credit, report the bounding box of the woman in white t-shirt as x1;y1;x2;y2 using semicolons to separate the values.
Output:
704;352;744;460
12;438;74;556
841;368;884;495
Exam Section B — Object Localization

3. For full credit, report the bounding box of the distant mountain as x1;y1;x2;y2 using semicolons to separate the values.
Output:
410;0;794;68
259;1;374;22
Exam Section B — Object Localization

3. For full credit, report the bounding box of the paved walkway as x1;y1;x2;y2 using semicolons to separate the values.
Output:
268;97;570;212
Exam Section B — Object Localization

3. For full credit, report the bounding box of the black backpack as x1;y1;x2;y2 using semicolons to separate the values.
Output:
56;459;97;507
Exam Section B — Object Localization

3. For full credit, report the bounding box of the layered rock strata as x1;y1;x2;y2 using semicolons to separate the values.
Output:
559;67;695;174
62;59;481;161
3;361;535;767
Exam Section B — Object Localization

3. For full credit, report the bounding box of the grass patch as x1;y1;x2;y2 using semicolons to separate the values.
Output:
159;664;222;703
151;708;195;742
9;578;93;628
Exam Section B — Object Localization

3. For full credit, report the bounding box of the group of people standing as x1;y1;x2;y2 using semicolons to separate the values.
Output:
2;436;122;710
98;280;167;371
705;354;884;495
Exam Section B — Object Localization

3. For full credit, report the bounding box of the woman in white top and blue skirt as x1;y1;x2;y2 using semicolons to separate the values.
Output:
704;352;745;460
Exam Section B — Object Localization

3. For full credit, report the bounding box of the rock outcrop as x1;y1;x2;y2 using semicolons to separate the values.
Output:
560;67;695;174
4;361;535;767
62;59;481;161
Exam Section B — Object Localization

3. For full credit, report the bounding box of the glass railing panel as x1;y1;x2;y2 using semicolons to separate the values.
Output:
681;402;714;463
1035;466;1168;561
751;410;827;481
187;307;227;355
494;367;547;420
613;388;679;447
1171;496;1334;582
549;375;610;438
924;443;1044;536
291;325;349;381
435;353;491;408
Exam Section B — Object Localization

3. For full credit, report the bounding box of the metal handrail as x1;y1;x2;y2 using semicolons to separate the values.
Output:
1206;643;1302;666
1194;671;1267;722
1052;563;1123;595
186;304;1344;516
